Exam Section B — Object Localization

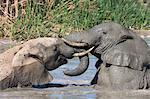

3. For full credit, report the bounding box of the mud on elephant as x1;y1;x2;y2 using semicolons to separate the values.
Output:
0;37;90;90
62;22;150;90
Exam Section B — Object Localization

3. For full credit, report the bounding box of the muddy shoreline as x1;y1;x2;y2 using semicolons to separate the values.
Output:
134;30;150;38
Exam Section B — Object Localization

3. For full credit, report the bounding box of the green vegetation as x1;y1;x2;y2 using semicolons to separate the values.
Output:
0;0;150;41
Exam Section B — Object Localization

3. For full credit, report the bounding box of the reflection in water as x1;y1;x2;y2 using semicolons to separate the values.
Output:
48;86;97;99
96;90;150;99
96;93;150;99
0;86;97;99
0;96;50;99
1;38;150;99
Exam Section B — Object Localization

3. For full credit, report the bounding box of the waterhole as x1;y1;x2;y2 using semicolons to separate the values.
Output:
0;37;150;99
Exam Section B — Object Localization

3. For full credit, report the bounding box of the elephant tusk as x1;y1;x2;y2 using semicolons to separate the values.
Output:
61;38;88;47
73;46;95;57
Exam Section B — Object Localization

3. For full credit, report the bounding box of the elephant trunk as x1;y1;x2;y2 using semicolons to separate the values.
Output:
61;38;88;47
63;54;89;76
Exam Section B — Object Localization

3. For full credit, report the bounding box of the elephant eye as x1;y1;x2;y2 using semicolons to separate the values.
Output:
103;32;107;34
51;45;57;51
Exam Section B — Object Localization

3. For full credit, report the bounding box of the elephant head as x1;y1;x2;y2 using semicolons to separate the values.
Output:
8;40;65;88
62;22;150;76
12;39;67;71
12;37;92;80
0;37;93;89
91;22;149;70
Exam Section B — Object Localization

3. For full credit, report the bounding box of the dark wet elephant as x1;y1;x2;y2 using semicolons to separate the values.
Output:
62;22;150;90
0;37;90;90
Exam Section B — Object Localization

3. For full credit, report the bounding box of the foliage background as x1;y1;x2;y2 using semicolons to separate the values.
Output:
0;0;150;41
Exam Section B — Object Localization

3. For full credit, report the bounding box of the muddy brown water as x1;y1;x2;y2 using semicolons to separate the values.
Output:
1;38;150;99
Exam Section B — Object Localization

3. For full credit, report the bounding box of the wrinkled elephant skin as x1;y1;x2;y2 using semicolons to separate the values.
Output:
0;37;68;90
0;37;91;90
63;22;150;90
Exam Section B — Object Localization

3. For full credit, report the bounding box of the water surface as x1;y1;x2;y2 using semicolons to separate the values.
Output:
1;38;150;99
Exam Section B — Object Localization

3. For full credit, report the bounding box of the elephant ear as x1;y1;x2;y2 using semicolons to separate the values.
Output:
25;43;48;62
27;43;58;63
12;43;46;67
102;48;145;70
13;57;53;85
101;30;146;70
12;44;53;85
117;28;134;43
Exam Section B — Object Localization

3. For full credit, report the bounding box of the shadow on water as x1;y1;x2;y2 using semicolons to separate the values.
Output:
1;38;150;99
32;83;90;88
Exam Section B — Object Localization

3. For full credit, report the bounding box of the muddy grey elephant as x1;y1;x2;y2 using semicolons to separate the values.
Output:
0;37;90;90
62;22;150;90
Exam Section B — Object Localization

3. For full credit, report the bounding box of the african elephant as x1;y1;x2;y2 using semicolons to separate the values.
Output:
62;22;150;90
0;37;90;90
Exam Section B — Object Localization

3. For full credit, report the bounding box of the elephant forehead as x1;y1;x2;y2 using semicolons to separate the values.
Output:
96;22;123;30
65;32;87;42
94;22;127;38
12;46;40;68
25;37;59;47
12;56;39;68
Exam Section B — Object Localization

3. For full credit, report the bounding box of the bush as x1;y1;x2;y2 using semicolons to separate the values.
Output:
0;0;150;40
